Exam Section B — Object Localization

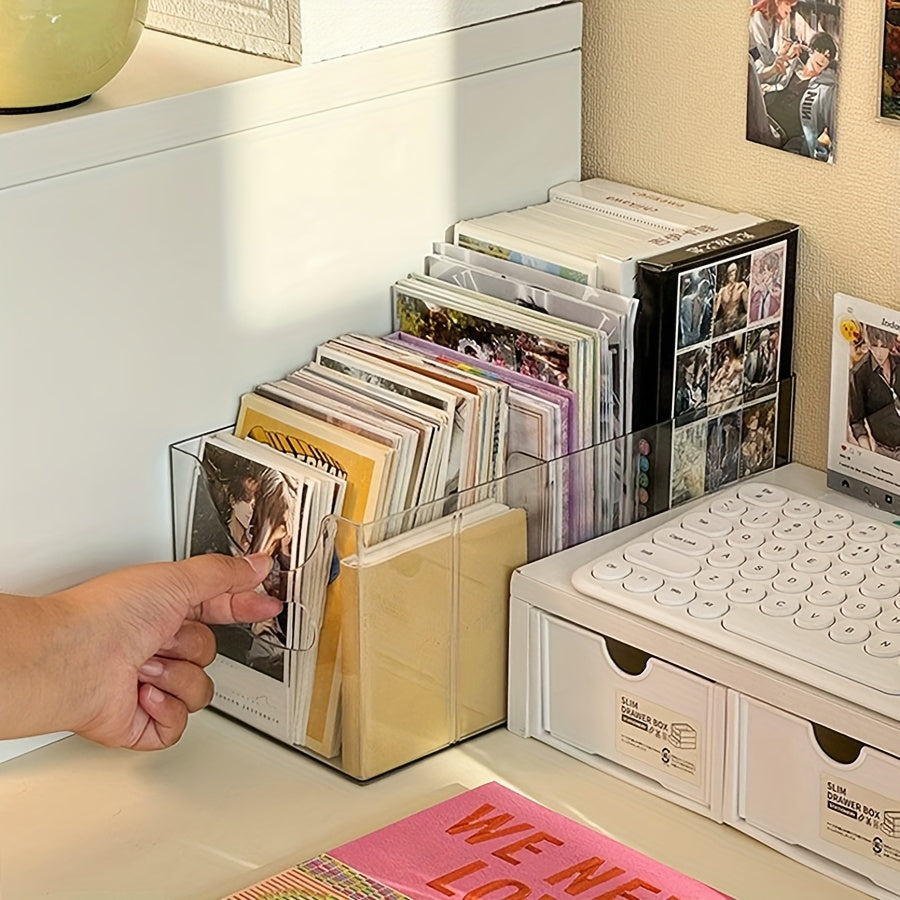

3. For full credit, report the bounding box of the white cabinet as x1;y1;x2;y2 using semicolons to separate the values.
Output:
0;5;582;594
146;0;567;63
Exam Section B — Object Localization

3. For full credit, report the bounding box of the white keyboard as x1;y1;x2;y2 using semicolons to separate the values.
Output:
571;482;900;696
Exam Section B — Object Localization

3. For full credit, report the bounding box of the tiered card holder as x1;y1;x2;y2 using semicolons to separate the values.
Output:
169;377;793;780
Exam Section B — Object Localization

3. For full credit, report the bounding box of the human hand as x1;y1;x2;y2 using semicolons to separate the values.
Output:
45;553;282;750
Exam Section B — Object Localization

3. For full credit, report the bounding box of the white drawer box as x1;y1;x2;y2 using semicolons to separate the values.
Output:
726;693;900;899
540;613;727;820
146;0;567;63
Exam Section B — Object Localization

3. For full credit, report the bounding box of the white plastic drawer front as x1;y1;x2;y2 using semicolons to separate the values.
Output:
735;694;900;897
540;613;726;811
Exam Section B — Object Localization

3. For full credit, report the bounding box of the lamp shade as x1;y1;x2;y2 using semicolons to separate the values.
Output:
0;1;148;113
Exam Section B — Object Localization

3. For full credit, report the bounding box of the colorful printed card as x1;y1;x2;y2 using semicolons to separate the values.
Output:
226;782;731;900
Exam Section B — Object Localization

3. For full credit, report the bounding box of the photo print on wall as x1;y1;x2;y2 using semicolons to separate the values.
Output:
746;0;843;163
882;0;900;120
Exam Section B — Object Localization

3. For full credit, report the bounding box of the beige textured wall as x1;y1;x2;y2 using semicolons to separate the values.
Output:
581;0;899;469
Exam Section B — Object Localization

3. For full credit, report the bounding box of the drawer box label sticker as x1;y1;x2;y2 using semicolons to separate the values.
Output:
821;775;900;871
616;691;701;786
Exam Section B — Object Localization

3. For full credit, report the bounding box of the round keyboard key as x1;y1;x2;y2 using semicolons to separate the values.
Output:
652;527;713;556
806;533;845;553
859;576;900;601
655;584;696;606
759;541;798;562
829;621;870;644
728;531;765;550
760;595;801;616
838;544;878;565
783;498;820;519
794;607;835;630
792;553;831;574
815;510;853;531
873;557;900;577
681;512;733;538
865;635;900;658
622;570;664;593
739;560;779;581
840;598;882;620
737;484;789;507
708;496;747;518
875;611;900;633
825;565;865;587
772;572;813;593
808;586;846;607
687;596;730;619
848;522;887;542
591;558;632;580
773;521;813;541
740;509;780;529
881;535;900;554
694;571;733;591
706;547;745;569
727;582;767;604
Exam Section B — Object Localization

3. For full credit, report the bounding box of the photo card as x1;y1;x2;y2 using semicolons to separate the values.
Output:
828;293;900;508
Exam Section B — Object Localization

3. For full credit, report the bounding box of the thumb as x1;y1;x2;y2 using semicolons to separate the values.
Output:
173;553;282;624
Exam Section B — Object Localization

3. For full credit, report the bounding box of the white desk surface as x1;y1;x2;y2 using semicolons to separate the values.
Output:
0;714;865;899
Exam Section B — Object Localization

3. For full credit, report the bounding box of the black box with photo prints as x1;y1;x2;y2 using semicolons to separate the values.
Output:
634;219;798;512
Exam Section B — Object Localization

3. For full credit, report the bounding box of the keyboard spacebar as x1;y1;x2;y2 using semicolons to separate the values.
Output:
721;607;900;695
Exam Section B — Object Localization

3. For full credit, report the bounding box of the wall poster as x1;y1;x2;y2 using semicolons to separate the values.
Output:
882;0;900;120
746;0;843;163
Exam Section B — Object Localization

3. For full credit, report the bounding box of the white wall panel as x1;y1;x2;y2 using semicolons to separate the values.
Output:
0;15;581;593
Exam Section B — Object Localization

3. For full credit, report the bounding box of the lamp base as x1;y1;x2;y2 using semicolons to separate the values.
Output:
0;95;91;115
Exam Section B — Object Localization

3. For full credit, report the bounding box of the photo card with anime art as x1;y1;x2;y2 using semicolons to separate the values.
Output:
881;0;900;121
706;409;744;493
708;334;746;415
189;436;301;683
671;420;708;506
743;322;781;401
746;0;843;162
677;265;715;349
740;397;777;476
749;243;786;322
713;256;750;337
674;345;710;423
828;293;900;507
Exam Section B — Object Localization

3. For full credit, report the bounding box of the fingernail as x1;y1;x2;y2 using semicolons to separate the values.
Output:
245;553;273;578
139;659;165;677
145;685;164;704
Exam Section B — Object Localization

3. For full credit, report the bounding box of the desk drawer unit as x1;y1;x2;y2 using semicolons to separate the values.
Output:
726;693;900;899
540;613;726;820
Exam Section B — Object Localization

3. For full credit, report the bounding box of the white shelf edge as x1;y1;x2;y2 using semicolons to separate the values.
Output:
0;3;582;191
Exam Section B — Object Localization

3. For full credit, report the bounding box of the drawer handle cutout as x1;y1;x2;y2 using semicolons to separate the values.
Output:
605;636;651;676
811;722;864;764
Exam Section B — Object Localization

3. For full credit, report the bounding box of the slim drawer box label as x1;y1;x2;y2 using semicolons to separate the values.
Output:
821;775;900;873
616;691;701;786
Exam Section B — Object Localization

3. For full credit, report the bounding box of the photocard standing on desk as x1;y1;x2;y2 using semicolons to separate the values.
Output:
829;292;900;511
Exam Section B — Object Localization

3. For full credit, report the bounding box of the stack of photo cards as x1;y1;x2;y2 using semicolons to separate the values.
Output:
387;331;577;557
187;429;346;746
392;273;609;543
448;177;797;521
453;177;762;297
183;327;532;768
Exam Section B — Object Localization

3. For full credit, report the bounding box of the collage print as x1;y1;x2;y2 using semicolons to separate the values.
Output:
669;241;787;506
